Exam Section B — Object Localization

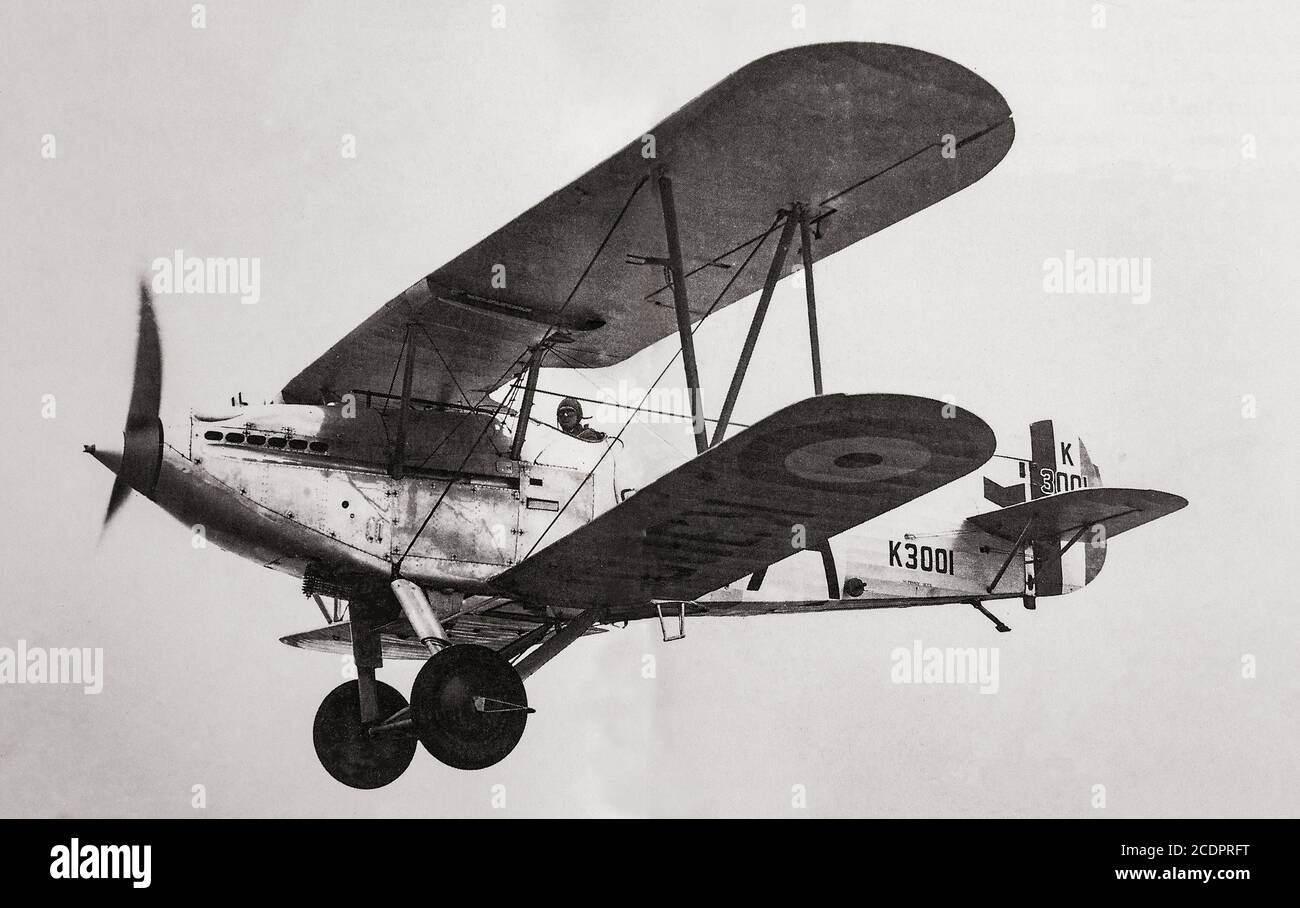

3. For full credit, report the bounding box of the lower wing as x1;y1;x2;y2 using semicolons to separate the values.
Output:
491;393;996;607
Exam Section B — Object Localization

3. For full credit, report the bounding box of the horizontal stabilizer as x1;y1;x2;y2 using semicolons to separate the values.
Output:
967;487;1187;542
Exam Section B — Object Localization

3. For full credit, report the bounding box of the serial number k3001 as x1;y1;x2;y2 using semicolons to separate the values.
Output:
889;541;955;575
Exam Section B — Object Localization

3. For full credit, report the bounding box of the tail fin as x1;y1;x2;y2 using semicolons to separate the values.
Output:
981;419;1108;599
1027;419;1105;596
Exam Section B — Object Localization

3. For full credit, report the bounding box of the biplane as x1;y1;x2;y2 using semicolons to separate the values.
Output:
86;43;1186;788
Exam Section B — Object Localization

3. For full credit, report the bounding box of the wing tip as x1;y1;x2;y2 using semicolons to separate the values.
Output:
744;41;1013;114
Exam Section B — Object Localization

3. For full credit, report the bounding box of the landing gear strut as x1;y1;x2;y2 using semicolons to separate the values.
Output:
312;593;416;789
308;584;579;787
393;579;532;770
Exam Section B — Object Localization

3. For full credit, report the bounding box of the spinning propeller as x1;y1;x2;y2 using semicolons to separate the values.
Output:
85;281;164;527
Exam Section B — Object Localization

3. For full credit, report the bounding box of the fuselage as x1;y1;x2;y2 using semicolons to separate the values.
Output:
96;402;617;594
90;403;1104;607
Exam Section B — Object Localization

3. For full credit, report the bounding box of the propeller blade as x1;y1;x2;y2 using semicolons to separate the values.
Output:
100;279;165;531
104;475;132;526
125;281;162;430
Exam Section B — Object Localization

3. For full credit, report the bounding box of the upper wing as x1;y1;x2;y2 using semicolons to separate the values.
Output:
966;487;1188;541
490;394;996;606
280;42;1014;406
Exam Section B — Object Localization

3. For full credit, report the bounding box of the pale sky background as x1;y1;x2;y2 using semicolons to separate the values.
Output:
1;0;1297;817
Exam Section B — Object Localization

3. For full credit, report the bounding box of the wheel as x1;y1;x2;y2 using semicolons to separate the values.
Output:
410;645;529;770
313;679;416;789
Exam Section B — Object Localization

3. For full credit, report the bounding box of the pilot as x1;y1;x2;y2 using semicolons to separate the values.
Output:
556;397;606;443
